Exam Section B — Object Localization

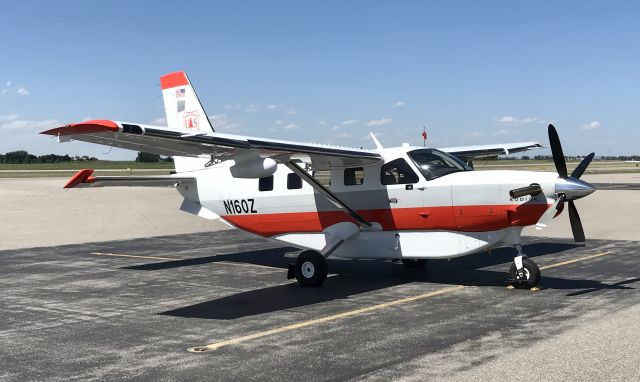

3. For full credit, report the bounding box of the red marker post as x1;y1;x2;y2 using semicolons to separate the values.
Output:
421;127;427;147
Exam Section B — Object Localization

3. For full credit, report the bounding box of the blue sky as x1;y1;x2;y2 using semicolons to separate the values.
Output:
1;1;639;159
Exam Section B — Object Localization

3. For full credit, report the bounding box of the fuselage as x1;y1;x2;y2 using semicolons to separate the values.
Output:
175;147;558;259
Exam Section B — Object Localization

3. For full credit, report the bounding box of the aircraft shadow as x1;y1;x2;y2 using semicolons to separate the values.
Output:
156;241;619;320
122;247;298;271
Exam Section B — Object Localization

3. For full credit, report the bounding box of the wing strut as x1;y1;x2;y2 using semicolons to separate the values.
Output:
285;161;372;228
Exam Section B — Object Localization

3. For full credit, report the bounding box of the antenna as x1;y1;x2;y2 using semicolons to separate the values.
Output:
369;132;384;150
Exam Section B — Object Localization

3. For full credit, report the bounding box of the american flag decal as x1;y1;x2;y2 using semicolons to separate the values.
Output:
176;88;186;98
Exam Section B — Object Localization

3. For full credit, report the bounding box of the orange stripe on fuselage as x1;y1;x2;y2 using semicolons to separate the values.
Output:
223;204;549;237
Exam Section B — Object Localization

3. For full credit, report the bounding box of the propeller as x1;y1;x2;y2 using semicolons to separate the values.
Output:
535;125;596;243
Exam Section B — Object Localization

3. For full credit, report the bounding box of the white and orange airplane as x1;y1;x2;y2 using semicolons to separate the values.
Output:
42;71;596;288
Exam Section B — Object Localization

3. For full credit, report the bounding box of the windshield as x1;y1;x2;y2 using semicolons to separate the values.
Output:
408;149;472;180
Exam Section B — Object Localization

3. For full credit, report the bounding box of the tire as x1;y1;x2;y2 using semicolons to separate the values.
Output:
509;258;540;288
401;259;429;269
294;250;328;287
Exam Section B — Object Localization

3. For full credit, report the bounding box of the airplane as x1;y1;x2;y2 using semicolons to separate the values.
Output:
42;71;596;289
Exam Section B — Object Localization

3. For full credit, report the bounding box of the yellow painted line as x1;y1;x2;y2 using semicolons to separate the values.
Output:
188;284;465;352
90;252;281;271
539;251;614;270
91;252;180;261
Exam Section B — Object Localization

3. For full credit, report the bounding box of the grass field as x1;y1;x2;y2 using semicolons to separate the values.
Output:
0;159;638;178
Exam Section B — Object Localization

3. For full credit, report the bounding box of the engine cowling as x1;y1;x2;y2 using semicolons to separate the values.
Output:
229;157;277;178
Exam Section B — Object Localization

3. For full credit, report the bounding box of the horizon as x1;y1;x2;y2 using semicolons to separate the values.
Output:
1;1;639;158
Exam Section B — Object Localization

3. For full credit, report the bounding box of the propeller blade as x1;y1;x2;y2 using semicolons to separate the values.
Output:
536;194;565;230
548;124;568;178
568;200;586;243
571;152;595;179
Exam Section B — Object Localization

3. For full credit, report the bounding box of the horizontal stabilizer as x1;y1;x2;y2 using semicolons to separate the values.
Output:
63;169;194;188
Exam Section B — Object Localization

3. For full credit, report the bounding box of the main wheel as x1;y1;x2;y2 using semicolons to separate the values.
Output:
294;250;328;287
401;259;429;269
508;258;540;289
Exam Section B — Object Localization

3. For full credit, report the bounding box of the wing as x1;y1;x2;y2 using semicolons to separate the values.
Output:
41;120;381;170
439;142;543;162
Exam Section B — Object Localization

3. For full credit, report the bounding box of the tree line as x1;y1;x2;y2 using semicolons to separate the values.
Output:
0;150;173;164
0;150;97;164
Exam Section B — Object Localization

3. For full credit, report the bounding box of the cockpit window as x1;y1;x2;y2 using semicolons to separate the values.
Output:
408;149;472;180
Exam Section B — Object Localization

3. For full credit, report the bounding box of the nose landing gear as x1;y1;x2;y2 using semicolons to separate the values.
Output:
507;244;540;289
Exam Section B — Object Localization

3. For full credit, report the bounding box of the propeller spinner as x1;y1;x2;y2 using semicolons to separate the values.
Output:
535;125;596;243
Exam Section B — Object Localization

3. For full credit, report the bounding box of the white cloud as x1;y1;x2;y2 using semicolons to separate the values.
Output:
519;117;538;124
275;120;284;125
336;132;351;139
492;129;509;136
244;105;260;113
331;125;339;131
266;104;277;110
392;101;405;107
498;116;540;125
81;116;94;122
318;120;326;125
581;120;601;130
16;87;30;96
5;81;11;87
464;131;483;138
499;116;518;124
367;118;392;126
150;117;166;125
285;110;296;115
0;118;58;131
282;123;298;130
341;119;359;125
208;113;239;131
0;114;19;121
224;104;232;109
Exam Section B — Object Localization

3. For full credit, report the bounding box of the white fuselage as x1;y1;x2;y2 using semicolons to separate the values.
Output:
174;148;558;260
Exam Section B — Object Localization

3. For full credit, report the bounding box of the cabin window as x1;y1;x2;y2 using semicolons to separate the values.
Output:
287;173;302;189
380;158;419;185
259;176;274;191
312;170;331;187
344;167;364;186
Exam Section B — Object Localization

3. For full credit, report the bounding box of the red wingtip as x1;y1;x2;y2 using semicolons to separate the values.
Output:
64;169;95;188
41;119;119;136
160;71;189;90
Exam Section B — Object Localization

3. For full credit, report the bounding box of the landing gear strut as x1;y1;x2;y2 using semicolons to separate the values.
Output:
507;244;540;289
287;250;328;287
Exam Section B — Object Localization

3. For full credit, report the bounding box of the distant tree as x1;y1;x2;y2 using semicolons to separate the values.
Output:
136;152;161;162
160;156;174;163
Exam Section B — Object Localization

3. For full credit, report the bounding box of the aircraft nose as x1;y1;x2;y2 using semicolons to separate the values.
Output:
555;177;596;200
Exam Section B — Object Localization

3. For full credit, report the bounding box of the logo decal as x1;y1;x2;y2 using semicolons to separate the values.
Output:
183;110;200;130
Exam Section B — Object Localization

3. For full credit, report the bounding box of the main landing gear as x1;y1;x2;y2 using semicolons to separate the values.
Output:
507;244;540;289
287;250;328;287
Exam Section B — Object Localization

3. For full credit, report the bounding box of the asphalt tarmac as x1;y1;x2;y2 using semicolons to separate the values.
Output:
1;177;639;381
1;231;638;381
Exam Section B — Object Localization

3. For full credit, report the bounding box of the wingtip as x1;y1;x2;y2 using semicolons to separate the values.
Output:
41;120;119;136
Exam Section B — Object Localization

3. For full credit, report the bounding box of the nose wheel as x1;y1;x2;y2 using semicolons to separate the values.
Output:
508;257;540;289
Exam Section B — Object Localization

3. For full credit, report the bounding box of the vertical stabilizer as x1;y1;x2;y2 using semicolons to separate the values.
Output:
159;71;214;173
160;71;214;133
